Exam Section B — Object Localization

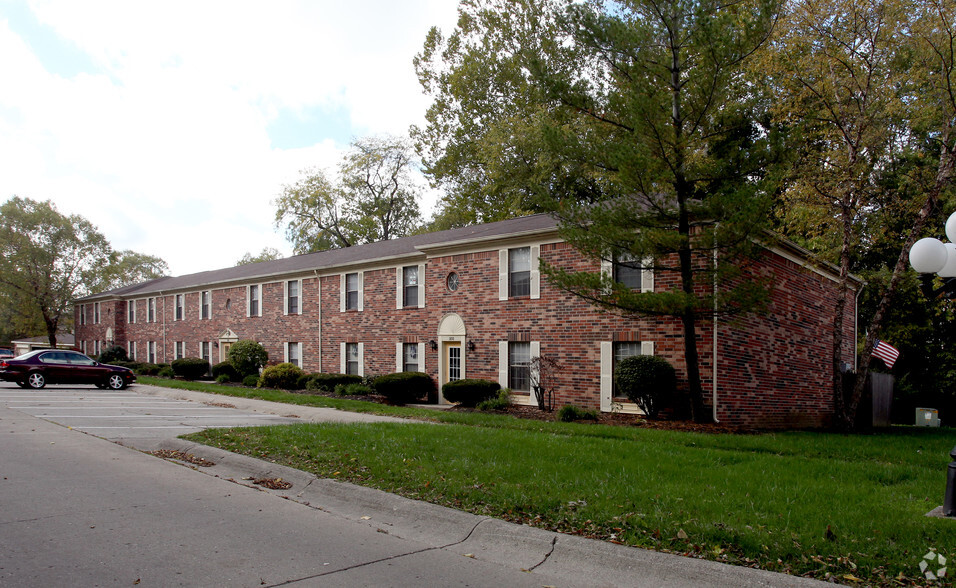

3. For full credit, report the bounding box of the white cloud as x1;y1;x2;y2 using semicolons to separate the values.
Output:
0;0;459;276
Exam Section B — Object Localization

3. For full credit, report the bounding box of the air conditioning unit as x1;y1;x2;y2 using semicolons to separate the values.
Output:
916;408;940;427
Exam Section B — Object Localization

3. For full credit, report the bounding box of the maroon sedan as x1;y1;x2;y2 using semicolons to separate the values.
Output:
0;349;136;390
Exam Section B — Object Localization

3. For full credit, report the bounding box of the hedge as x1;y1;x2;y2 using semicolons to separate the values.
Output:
304;373;362;393
171;357;210;380
372;372;434;405
441;378;501;407
259;362;305;389
211;361;239;382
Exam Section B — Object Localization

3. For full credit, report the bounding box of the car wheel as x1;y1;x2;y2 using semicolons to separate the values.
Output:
106;374;126;390
27;372;45;389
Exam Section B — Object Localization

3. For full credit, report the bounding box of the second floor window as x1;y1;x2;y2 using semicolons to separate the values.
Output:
509;247;531;297
287;281;299;314
201;291;210;319
128;301;135;323
345;273;359;310
249;285;259;317
175;294;184;320
613;254;643;290
79;305;86;326
93;302;100;324
147;298;156;323
403;266;419;307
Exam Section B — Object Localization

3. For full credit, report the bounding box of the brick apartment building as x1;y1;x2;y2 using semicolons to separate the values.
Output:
74;214;859;428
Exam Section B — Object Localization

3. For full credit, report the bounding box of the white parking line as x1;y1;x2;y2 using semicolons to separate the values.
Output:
30;415;286;419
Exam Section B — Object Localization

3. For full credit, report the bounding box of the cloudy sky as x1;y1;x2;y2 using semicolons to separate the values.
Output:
0;0;459;276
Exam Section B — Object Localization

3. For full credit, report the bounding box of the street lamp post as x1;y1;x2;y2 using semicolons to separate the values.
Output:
908;211;956;516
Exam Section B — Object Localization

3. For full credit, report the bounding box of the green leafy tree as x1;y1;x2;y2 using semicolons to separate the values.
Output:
236;247;283;266
423;0;781;421
274;135;423;253
0;197;168;348
227;340;268;378
759;0;956;428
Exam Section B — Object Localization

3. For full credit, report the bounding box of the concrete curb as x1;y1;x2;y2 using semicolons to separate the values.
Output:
142;437;830;588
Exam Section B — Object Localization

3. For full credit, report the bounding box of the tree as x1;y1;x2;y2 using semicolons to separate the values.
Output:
413;0;569;228
274;135;423;253
0;197;169;348
228;340;268;378
759;0;956;429
421;1;781;422
236;247;283;266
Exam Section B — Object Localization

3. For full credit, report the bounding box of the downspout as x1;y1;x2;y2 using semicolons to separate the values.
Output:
712;234;720;424
854;285;864;372
315;270;322;373
160;292;167;364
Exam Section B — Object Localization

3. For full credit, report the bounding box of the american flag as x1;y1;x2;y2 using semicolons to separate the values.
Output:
872;340;900;369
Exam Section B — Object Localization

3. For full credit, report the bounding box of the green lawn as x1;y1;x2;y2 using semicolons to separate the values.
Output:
145;377;956;584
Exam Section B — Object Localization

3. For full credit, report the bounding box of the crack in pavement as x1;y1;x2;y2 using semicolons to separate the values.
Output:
262;517;495;587
528;536;558;571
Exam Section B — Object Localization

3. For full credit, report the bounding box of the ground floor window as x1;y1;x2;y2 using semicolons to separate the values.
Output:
508;342;531;392
287;342;300;367
175;341;185;360
345;342;359;375
403;343;419;372
147;341;156;364
128;341;136;361
201;341;210;364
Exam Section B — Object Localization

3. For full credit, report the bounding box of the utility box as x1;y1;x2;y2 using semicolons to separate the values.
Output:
916;408;940;427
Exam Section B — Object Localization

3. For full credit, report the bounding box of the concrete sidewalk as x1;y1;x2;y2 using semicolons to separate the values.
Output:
130;385;829;588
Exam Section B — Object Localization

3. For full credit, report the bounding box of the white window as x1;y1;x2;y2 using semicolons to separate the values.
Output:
247;284;260;317
601;254;655;293
147;341;156;364
79;304;86;326
284;342;301;368
397;265;425;308
147;298;156;323
174;294;184;321
498;246;540;300
599;340;655;412
175;341;185;360
201;341;211;364
93;302;100;324
128;341;136;361
508;342;531;392
200;291;211;320
94;340;101;356
341;342;364;376
341;272;363;312
128;301;136;324
284;280;302;315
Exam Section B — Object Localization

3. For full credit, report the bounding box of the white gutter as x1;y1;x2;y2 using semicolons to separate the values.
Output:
315;269;322;373
712;230;720;424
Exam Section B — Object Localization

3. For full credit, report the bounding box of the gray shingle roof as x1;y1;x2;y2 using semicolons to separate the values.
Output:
77;214;560;301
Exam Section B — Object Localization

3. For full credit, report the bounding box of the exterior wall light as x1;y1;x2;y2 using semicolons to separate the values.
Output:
467;340;476;352
429;340;438;351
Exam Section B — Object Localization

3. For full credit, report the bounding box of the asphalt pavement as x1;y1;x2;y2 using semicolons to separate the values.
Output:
0;383;830;587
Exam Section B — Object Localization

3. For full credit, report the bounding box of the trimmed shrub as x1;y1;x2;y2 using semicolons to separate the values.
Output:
442;378;501;407
477;388;511;411
171;357;210;380
558;404;599;422
157;366;176;379
335;382;373;396
296;373;313;391
259;362;305;389
212;361;239;382
134;363;162;376
228;340;268;377
97;345;128;364
242;374;260;387
615;355;677;419
216;374;231;384
372;372;434;405
305;373;363;393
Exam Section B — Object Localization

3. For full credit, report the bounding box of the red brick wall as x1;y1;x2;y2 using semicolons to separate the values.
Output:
75;240;856;428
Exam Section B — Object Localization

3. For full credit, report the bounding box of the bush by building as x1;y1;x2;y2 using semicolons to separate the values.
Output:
211;361;239;382
259;362;304;389
372;372;434;405
171;357;210;380
615;355;677;419
304;373;362;393
442;378;500;407
228;340;268;377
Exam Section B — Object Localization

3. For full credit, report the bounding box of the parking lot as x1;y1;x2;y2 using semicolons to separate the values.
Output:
0;384;299;444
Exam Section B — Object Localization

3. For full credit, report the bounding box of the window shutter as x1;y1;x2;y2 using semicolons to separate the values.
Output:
340;274;346;312
498;249;508;300
418;264;425;308
396;267;403;309
283;342;290;363
340;342;346;373
530;245;540;299
396;342;403;372
357;342;365;376
246;286;251;318
300;344;305;368
282;282;289;315
357;272;364;311
418;343;425;373
642;257;654;293
601;258;613;295
498;341;508;388
641;341;655;356
600;342;612;412
297;279;303;315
